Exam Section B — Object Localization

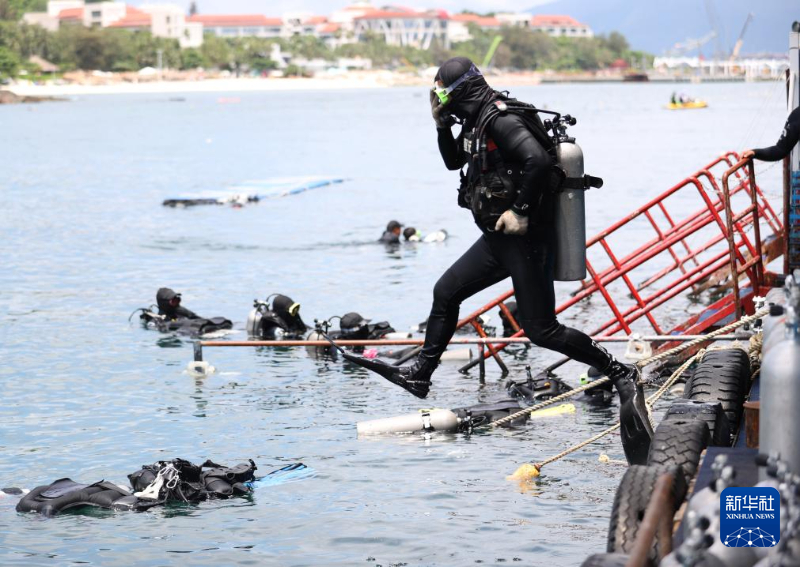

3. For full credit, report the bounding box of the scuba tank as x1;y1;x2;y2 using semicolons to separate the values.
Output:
542;113;603;281
760;271;800;478
357;409;461;435
246;298;286;340
553;133;587;281
464;102;601;281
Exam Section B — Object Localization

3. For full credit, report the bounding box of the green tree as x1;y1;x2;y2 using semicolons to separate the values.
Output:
200;33;231;69
180;47;205;69
0;45;19;75
0;0;47;21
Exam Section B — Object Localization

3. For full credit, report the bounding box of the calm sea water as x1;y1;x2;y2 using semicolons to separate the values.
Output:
0;80;788;566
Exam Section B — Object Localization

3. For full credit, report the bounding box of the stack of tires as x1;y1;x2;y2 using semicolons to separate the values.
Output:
582;347;751;566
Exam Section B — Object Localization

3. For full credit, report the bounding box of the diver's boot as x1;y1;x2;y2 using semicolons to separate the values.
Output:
605;360;653;465
342;352;436;399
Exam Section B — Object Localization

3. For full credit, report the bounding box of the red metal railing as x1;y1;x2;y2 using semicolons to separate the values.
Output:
458;151;783;374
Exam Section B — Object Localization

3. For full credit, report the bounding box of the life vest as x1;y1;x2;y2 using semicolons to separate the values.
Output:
506;372;572;405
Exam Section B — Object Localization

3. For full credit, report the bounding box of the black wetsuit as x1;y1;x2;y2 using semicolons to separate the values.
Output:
753;107;800;162
378;231;400;244
419;109;613;371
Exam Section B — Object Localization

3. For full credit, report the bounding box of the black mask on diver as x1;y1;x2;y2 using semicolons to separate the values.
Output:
435;57;496;122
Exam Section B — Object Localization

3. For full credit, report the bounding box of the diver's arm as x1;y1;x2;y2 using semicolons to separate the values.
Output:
752;107;800;162
175;306;200;319
437;128;465;171
489;114;550;215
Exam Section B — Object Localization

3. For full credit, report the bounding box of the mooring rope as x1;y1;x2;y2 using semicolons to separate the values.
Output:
491;306;768;429
509;350;705;479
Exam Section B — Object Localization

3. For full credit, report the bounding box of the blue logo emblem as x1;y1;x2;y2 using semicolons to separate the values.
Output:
720;487;780;547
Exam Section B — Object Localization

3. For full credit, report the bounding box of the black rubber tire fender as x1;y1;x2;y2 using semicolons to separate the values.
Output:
647;418;710;481
580;553;630;567
683;348;750;439
607;465;687;564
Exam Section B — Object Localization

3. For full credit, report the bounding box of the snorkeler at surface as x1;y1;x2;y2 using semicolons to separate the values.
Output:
138;288;232;336
378;220;403;244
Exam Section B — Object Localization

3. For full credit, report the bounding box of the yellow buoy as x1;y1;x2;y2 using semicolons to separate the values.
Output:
507;463;541;480
528;403;576;419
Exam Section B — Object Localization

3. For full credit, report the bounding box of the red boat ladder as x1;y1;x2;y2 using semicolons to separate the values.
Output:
457;151;784;375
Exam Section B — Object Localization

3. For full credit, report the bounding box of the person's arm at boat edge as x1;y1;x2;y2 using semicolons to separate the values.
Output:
744;106;800;162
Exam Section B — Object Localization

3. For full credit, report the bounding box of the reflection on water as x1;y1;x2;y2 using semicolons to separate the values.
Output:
0;82;787;566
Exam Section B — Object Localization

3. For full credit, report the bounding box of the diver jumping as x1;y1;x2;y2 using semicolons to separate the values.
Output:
343;57;653;463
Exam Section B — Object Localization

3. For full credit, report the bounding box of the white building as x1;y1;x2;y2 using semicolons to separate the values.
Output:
82;2;126;27
186;14;283;39
24;1;203;48
448;13;500;43
353;9;449;50
530;15;593;38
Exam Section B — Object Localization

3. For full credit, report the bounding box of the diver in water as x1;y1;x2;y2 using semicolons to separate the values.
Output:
247;294;308;339
744;106;800;162
157;288;199;319
379;220;403;244
139;288;232;336
343;57;652;463
403;227;448;243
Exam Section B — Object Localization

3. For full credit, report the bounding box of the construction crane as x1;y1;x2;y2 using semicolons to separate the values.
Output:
482;35;503;69
730;13;754;60
668;31;717;57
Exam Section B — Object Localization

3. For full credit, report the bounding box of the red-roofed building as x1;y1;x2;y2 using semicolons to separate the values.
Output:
107;6;151;29
57;7;83;23
187;14;283;38
448;13;501;43
531;14;593;38
353;9;449;49
24;2;203;48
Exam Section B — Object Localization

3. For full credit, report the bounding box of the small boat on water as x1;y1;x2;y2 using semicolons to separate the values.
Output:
666;100;708;110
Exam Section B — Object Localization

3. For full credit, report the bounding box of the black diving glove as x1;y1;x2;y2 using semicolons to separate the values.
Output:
430;88;454;129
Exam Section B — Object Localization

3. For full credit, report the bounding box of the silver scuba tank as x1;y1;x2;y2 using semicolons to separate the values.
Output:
246;300;267;338
553;138;587;281
760;271;800;478
356;409;461;435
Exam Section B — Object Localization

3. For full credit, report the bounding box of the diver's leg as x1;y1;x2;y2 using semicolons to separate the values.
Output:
491;231;653;464
345;235;508;398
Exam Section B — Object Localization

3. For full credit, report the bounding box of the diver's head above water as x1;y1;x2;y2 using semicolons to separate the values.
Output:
433;57;495;122
156;287;182;316
340;312;370;340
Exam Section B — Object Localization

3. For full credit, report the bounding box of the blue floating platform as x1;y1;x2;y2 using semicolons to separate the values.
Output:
163;176;345;207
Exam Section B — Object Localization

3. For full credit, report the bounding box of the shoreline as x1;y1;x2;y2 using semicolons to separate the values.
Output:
3;72;766;98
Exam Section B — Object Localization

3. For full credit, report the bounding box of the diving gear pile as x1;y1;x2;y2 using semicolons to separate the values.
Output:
16;458;307;516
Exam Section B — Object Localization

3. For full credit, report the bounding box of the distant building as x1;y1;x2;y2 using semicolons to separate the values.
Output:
448;13;500;43
353;9;449;49
186;14;283;39
23;1;203;48
20;1;595;60
530;15;593;39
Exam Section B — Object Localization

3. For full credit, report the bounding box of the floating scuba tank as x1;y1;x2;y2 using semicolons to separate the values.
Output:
246;299;268;337
760;271;800;477
357;409;461;435
246;298;288;340
553;137;587;281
